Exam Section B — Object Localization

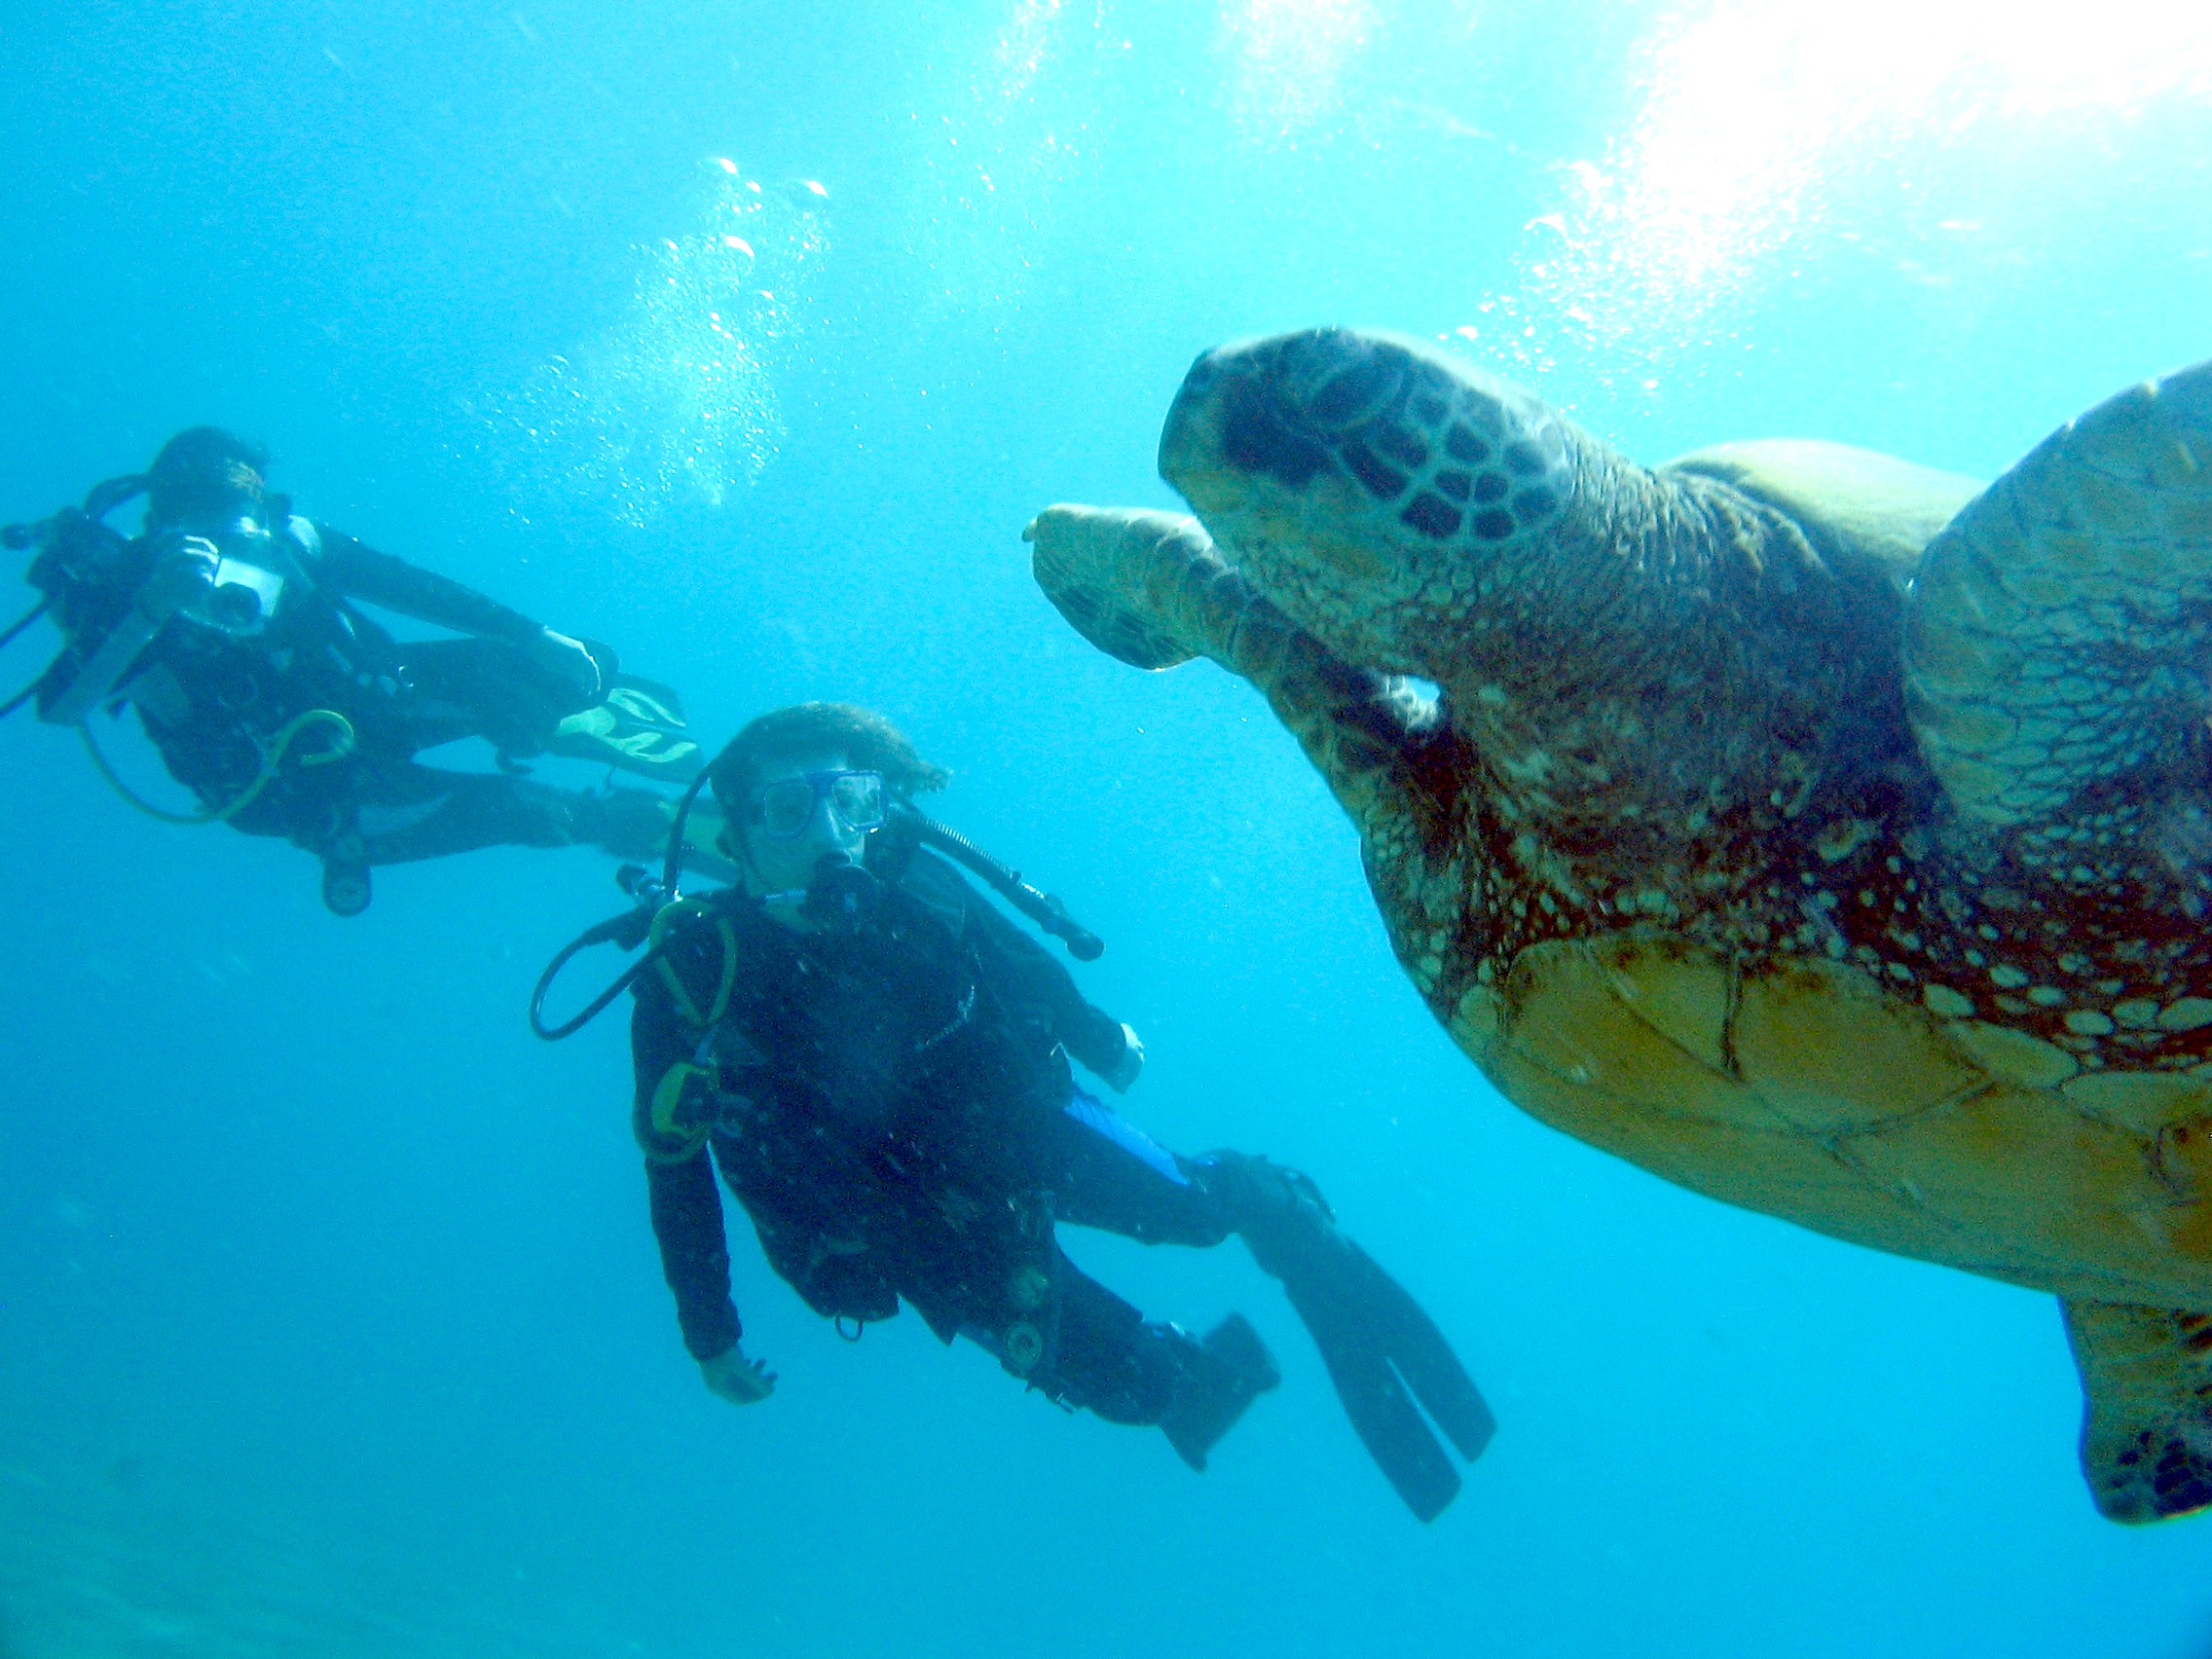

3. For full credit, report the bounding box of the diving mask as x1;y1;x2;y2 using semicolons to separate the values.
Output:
750;768;886;839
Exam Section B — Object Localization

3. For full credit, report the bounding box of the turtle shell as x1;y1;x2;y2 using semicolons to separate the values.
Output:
1457;932;2212;1308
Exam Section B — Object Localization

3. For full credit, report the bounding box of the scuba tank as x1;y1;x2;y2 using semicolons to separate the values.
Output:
529;774;1104;1041
1;474;148;719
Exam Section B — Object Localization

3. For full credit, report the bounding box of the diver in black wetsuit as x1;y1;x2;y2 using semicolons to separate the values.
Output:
630;701;1493;1519
2;427;718;913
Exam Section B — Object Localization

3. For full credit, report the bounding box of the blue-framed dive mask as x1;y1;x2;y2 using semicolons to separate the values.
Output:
750;769;887;840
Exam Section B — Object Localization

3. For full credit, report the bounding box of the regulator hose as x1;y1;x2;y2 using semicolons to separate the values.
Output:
82;706;355;827
894;804;1104;960
0;600;53;720
528;865;667;1041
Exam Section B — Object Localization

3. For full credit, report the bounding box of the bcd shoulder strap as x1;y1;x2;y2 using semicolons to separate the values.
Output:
649;896;740;1032
638;896;746;1161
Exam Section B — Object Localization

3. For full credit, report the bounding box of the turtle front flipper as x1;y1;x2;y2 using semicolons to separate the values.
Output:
2063;1297;2212;1522
1025;505;1245;670
1903;360;2212;864
1025;503;1439;832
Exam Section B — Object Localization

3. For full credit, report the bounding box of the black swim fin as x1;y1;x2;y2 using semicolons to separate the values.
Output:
1275;1234;1494;1522
1205;1153;1494;1522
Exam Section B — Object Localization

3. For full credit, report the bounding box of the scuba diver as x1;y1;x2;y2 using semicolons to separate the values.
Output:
0;426;722;913
608;701;1493;1520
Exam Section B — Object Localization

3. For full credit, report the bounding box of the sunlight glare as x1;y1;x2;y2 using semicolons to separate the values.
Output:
1220;0;1375;140
1564;0;2212;323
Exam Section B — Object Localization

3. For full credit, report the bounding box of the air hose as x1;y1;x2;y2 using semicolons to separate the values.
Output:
530;768;712;1043
0;598;49;654
529;864;668;1041
81;706;356;827
895;805;1104;960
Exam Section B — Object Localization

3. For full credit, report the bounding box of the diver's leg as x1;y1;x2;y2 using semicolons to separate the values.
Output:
291;762;679;913
392;638;571;756
1041;1090;1235;1246
399;638;702;784
883;1185;1278;1466
296;762;578;914
1016;1250;1278;1468
1024;1255;1193;1423
1024;1102;1293;1464
883;1192;1272;1444
349;762;591;865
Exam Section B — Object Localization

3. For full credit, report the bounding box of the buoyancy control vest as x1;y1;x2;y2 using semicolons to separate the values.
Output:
641;849;1072;1158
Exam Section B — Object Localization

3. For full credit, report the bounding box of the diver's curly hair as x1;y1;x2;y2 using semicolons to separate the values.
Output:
707;702;950;817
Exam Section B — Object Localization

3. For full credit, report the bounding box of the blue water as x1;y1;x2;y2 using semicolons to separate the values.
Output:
3;2;2210;1653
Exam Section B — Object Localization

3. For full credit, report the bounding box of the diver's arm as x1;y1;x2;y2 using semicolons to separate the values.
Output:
632;977;745;1364
644;1152;745;1363
37;540;215;724
310;527;545;641
950;859;1143;1088
309;525;608;701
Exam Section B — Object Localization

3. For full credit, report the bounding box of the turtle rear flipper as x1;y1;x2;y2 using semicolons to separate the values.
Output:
2063;1297;2212;1523
1903;358;2212;857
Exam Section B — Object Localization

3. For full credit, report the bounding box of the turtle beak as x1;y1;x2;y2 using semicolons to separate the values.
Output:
1162;333;1353;506
1161;341;1253;508
1161;331;1396;584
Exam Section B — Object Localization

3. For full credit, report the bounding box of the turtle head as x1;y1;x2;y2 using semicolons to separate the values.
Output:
1160;328;1578;678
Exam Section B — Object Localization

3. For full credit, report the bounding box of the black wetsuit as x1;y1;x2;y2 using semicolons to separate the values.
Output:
633;846;1239;1425
33;511;608;868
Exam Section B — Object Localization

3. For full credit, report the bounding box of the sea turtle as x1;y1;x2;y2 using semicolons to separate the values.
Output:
1023;328;2212;1523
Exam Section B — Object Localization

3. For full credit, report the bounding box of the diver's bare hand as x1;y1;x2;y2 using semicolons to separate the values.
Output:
699;1344;777;1406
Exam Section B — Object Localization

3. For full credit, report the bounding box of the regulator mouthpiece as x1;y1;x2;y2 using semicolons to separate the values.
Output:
802;855;882;930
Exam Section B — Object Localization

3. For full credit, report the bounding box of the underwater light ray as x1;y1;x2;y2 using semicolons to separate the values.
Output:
1494;0;2212;377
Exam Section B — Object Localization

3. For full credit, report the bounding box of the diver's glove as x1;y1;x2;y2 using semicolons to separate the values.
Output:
1100;1023;1145;1093
528;627;610;707
699;1342;777;1406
